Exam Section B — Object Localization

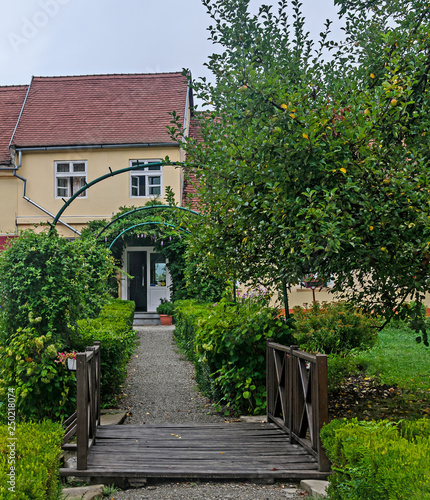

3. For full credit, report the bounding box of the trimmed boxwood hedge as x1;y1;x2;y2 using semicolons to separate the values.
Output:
174;299;293;414
321;418;430;499
72;298;137;407
0;421;63;500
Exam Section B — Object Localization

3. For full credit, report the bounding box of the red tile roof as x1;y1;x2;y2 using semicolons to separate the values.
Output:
11;73;189;148
0;86;28;164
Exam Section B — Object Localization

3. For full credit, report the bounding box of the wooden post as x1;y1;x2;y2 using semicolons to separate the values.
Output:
266;339;273;423
288;345;298;444
76;352;88;470
94;341;101;427
316;354;331;472
88;346;97;445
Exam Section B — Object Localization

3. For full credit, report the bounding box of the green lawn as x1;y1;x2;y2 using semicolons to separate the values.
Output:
358;326;430;393
327;326;430;421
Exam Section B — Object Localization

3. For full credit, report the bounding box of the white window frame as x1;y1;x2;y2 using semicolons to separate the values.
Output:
130;159;162;198
55;161;87;199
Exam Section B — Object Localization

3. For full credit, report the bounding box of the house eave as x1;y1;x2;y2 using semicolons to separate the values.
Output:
14;142;180;152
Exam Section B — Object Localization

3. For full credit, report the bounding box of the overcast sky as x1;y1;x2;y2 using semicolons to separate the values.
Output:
0;0;343;91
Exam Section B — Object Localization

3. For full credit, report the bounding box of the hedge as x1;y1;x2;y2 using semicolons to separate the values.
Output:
73;299;136;407
321;418;430;499
174;298;293;414
0;421;63;500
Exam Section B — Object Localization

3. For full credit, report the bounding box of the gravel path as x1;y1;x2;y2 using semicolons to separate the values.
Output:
113;326;308;499
118;325;225;424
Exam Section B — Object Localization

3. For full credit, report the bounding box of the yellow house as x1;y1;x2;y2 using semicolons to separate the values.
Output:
0;72;192;313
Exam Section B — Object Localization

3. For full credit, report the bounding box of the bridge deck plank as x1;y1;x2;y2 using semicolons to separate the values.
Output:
61;423;330;481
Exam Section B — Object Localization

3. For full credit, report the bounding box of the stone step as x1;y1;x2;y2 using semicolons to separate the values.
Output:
133;312;161;326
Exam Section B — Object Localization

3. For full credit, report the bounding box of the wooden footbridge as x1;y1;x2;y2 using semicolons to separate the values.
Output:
60;341;331;482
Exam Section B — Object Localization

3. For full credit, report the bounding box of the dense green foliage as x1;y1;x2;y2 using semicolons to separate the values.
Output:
0;328;75;423
169;0;430;342
0;229;119;422
321;418;430;499
73;299;136;407
0;421;63;500
174;297;293;414
156;299;175;316
0;299;135;421
182;245;227;303
292;302;379;354
0;230;115;342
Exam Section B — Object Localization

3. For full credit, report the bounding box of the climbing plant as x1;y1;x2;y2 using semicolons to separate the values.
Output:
0;229;115;343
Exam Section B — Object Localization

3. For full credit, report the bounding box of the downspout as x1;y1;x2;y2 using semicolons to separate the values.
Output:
13;151;81;236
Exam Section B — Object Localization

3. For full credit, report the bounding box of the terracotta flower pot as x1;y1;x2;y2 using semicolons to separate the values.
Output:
159;314;173;326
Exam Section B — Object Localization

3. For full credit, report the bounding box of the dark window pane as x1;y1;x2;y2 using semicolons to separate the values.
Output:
56;163;69;173
73;163;86;172
138;176;146;196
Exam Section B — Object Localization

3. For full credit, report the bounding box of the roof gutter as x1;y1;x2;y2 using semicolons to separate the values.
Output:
14;142;179;152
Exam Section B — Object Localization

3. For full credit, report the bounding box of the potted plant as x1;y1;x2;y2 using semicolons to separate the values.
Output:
156;299;175;325
55;351;77;371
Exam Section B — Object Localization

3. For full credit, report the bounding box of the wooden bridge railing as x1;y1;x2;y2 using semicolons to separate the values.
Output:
62;341;101;470
266;341;330;472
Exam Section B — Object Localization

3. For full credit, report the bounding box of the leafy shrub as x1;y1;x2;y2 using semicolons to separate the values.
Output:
174;298;293;414
73;299;136;406
0;421;63;499
0;230;116;343
0;327;75;423
321;418;430;499
183;245;227;303
292;302;378;355
399;418;430;441
174;300;210;357
156;299;175;316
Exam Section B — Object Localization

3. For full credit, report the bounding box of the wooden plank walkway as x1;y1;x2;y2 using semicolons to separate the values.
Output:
60;422;330;481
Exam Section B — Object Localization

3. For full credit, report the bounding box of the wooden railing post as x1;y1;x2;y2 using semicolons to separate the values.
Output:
288;345;298;444
76;351;88;470
316;354;330;472
94;341;101;427
266;339;273;422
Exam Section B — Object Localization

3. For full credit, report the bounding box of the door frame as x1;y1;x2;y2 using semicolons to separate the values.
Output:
122;246;171;312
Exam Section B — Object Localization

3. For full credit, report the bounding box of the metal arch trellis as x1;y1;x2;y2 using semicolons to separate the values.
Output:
108;222;190;250
96;205;201;241
49;161;186;233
